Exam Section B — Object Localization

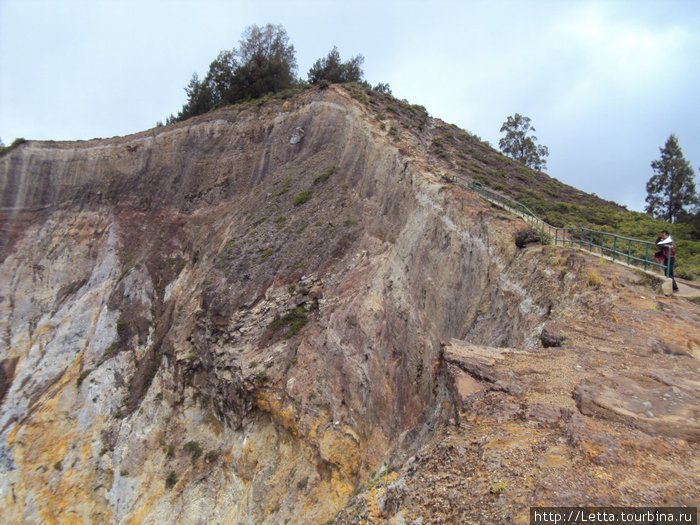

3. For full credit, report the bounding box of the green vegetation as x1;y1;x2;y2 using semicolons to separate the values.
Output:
308;46;364;85
116;317;128;338
293;190;311;206
288;283;296;295
270;177;293;201
499;113;548;171
268;305;311;338
645;134;697;223
314;166;337;184
76;369;93;388
252;216;268;227
165;471;178;489
345;218;356;227
166;445;175;459
53;460;63;471
261;248;275;260
168;24;298;123
0;137;27;156
183;441;202;463
502;188;700;280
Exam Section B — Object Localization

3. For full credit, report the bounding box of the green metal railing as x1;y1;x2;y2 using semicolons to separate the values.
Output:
451;174;669;277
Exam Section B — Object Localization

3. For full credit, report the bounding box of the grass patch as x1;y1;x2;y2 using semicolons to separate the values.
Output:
270;177;294;201
261;248;275;260
314;166;337;184
344;217;356;227
252;216;268;227
293;190;311;206
586;269;603;287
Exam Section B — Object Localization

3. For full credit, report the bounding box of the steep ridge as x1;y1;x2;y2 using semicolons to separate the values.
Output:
0;86;698;524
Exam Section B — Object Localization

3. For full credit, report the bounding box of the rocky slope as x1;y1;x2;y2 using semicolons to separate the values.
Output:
0;85;698;524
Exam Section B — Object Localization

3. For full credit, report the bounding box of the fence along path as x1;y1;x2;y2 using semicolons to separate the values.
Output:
451;174;670;278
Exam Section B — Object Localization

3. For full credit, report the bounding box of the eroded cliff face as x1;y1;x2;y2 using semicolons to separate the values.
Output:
0;86;698;524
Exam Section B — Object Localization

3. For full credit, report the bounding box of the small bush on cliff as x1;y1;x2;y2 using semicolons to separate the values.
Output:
0;137;26;156
514;228;541;248
314;166;337;184
76;369;93;388
268;305;310;338
293;190;311;206
183;441;202;463
165;471;178;489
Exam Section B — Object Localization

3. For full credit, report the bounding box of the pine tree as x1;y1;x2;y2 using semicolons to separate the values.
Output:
645;134;698;223
307;46;364;85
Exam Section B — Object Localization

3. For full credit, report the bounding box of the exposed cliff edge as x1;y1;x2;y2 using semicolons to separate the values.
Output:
1;86;698;524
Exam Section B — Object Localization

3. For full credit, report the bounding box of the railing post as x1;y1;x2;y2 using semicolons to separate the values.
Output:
613;235;617;261
627;240;631;265
644;243;649;271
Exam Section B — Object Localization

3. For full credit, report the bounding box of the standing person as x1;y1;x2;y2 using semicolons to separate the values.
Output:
655;230;679;292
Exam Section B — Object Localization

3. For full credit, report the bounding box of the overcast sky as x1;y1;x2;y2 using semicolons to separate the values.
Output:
1;0;698;212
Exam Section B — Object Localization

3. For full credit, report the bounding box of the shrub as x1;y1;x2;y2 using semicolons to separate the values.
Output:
314;166;337;184
269;305;309;338
514;228;541;248
261;248;275;260
116;317;127;337
293;190;311;206
345;218;356;227
183;441;202;463
288;283;296;295
53;460;63;471
165;471;178;489
0;137;26;156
